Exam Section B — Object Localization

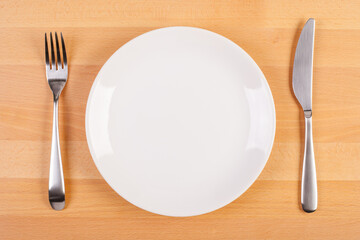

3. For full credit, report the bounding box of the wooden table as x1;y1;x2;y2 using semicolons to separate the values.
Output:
1;0;360;239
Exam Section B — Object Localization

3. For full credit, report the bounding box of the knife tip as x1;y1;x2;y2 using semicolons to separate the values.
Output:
307;18;315;24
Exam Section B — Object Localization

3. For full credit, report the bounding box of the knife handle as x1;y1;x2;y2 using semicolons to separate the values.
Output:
301;112;317;213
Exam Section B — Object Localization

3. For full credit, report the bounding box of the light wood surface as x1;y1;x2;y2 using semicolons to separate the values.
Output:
1;0;360;239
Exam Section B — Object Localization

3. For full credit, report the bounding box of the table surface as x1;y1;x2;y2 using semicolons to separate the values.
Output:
1;0;360;239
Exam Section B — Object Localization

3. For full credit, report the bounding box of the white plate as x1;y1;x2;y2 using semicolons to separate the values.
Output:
86;27;276;217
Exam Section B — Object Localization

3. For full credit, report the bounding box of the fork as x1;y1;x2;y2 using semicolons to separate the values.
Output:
45;32;67;210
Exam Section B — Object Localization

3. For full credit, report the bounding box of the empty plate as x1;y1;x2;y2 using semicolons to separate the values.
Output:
86;27;275;217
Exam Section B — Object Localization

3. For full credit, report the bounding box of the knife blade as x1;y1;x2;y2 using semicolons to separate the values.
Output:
292;18;317;213
293;18;315;112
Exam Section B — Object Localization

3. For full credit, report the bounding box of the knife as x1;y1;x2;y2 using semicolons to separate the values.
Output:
292;18;317;213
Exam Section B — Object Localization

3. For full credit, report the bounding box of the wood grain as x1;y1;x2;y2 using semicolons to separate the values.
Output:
1;0;360;239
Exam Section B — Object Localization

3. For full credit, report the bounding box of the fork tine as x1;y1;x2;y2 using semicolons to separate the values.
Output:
50;32;55;70
45;33;50;72
55;32;62;69
60;33;67;68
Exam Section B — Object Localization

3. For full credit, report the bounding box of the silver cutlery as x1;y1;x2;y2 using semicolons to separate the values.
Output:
292;18;317;213
45;32;67;210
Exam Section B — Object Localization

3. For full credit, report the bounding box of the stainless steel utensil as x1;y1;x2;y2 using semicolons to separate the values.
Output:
45;32;67;210
292;18;317;213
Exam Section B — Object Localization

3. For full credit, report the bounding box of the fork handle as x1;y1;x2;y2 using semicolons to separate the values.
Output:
301;113;317;213
48;100;65;210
